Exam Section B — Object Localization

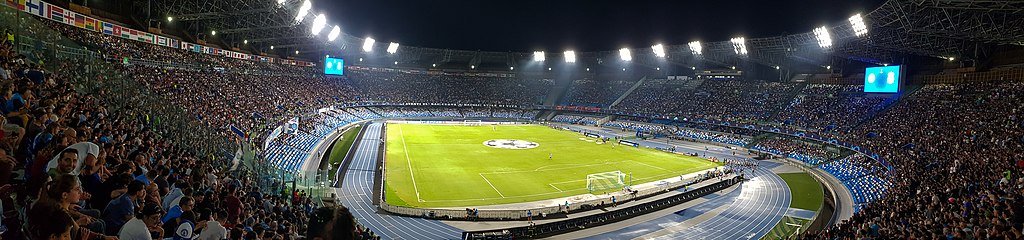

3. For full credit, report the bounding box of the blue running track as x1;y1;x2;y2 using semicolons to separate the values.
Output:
335;122;463;239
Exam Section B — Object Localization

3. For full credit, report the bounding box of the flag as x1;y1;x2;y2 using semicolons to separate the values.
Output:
85;17;96;31
157;36;167;46
25;0;42;16
230;125;248;139
113;26;122;38
63;9;75;25
47;5;64;23
16;0;25;11
101;22;113;35
74;14;85;28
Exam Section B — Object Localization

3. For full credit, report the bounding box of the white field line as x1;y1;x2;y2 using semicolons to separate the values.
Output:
479;173;506;198
398;124;423;202
629;160;673;172
548;183;564;192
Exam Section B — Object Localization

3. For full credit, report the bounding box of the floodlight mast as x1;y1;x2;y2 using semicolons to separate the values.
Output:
533;51;545;62
363;38;375;52
619;48;632;61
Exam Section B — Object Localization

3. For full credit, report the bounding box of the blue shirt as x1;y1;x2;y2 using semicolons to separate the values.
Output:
102;193;135;234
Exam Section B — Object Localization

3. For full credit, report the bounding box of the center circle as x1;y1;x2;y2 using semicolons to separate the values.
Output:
483;139;540;149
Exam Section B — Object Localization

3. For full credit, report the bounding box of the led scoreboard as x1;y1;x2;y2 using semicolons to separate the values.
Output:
324;56;345;75
864;65;901;93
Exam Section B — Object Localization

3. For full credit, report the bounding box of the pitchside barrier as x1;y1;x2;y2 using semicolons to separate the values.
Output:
387;120;529;125
377;167;734;221
618;139;640;147
583;132;601;139
461;176;743;239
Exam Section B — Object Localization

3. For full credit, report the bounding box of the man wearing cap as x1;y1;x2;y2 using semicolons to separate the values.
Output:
119;203;165;240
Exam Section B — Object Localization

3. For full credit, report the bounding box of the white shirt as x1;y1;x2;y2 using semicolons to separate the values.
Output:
44;142;101;175
196;220;228;240
118;218;153;240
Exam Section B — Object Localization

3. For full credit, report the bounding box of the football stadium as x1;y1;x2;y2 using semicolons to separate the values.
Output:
5;0;1024;239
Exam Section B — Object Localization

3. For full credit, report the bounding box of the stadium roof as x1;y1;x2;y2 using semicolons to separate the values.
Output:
154;0;1024;70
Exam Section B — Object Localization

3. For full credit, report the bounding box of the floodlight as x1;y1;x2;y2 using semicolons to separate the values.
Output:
688;41;702;55
394;61;398;65
211;30;216;36
622;68;626;71
547;67;551;71
564;50;576;63
295;50;299;54
311;14;327;35
243;39;248;44
813;26;833;48
826;65;831;69
533;51;545;62
327;26;340;41
775;66;780;70
270;45;274;49
619;48;632;61
295;0;312;22
432;63;436;67
387;42;399;54
277;0;286;4
730;37;747;55
586;68;590;71
362;37;375;52
167;16;173;22
471;65;476;69
849;14;868;36
656;67;661;71
652;44;666;58
510;66;514;70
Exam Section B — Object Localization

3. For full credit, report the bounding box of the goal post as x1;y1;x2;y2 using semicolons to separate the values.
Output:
586;171;626;193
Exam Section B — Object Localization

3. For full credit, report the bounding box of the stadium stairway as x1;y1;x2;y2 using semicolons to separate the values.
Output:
608;76;647;108
764;82;810;120
542;76;577;106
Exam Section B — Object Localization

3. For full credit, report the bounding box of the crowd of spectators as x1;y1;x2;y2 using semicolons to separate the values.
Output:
806;82;1024;239
774;84;891;136
10;8;1024;239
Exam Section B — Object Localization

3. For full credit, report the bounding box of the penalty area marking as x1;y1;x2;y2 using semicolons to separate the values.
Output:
479;173;506;198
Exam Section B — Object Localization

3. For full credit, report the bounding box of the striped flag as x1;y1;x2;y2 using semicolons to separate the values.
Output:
85;17;96;31
157;36;167;46
47;5;64;23
74;14;85;28
101;22;113;35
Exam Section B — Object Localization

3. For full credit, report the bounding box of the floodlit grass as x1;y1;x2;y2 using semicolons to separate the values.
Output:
763;216;811;240
327;125;362;181
384;123;720;208
778;172;824;211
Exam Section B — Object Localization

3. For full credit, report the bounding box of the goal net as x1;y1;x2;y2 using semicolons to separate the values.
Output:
586;171;626;193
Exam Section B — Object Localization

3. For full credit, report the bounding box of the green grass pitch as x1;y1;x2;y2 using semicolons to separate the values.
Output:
383;123;721;208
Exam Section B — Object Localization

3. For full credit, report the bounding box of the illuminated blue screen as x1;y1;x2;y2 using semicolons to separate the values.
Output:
864;65;901;93
324;57;345;75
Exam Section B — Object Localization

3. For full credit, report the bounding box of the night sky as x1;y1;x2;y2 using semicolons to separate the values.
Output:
315;0;885;52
